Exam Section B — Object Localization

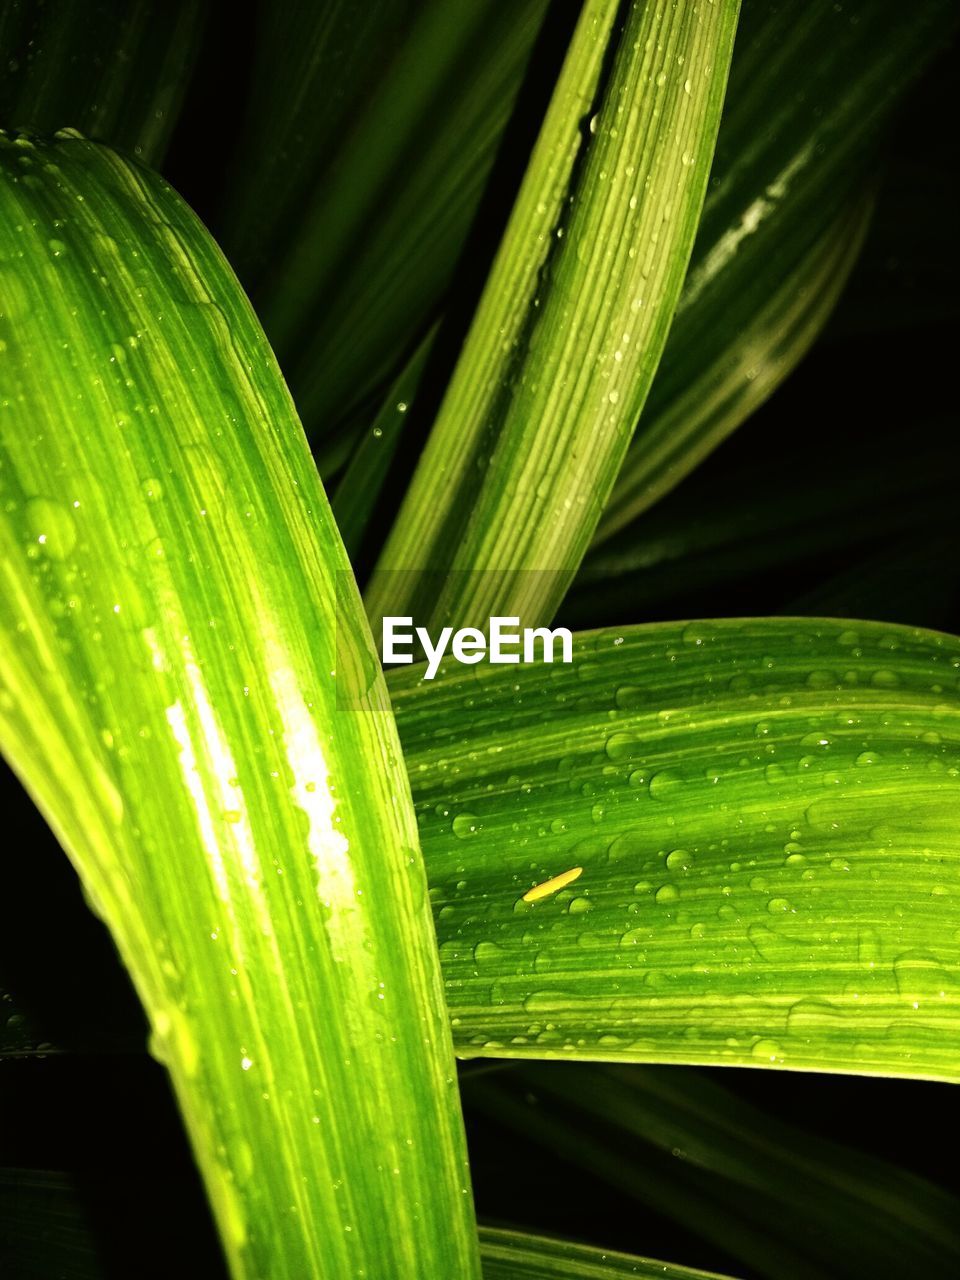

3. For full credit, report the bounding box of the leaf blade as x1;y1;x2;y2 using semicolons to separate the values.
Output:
0;1;205;166
596;190;873;539
0;131;480;1279
367;0;740;629
478;1227;736;1279
600;0;957;538
392;618;960;1080
226;0;550;440
466;1062;960;1280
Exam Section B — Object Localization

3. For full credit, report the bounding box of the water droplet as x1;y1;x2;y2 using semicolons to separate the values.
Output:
858;928;880;969
871;669;899;688
452;812;481;839
605;730;639;761
649;769;681;800
751;1038;782;1062
615;684;644;709
893;951;949;1007
25;497;76;560
605;832;641;864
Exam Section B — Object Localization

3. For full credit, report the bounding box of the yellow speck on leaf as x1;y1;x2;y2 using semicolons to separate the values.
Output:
523;866;583;903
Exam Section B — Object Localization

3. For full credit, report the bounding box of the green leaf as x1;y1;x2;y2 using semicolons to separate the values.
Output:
367;0;739;630
0;131;479;1279
0;0;205;166
565;419;951;630
465;1062;960;1280
391;618;960;1080
599;0;956;539
0;1167;736;1280
0;1170;101;1280
478;1227;735;1279
791;535;960;636
227;0;550;440
596;190;873;540
331;323;438;559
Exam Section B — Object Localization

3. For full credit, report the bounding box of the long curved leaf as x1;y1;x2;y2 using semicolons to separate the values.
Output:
478;1227;735;1280
0;1169;735;1280
597;190;873;538
0;0;204;166
391;618;960;1080
565;424;952;630
0;130;479;1279
465;1062;960;1280
598;0;956;540
331;324;438;560
367;0;739;630
0;1170;102;1280
227;0;550;441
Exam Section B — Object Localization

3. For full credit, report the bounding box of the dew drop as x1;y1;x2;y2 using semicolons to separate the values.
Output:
605;730;639;761
871;669;899;688
751;1038;782;1062
25;497;77;560
452;812;481;839
665;848;693;871
649;769;681;800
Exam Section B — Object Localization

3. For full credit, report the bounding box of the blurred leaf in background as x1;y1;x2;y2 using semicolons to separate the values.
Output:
0;0;205;166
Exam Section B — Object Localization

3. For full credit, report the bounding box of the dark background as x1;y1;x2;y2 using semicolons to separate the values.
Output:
1;2;958;1277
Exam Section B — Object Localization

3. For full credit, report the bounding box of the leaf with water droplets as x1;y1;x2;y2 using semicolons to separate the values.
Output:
367;0;739;629
0;130;480;1280
394;617;960;1080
